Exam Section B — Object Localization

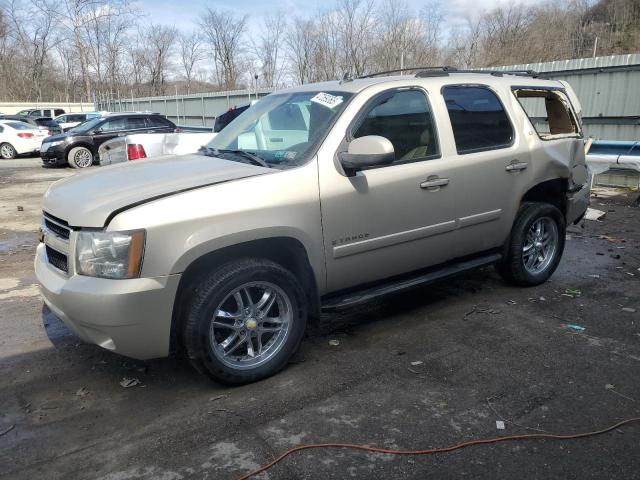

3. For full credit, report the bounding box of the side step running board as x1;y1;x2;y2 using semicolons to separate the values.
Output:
321;253;502;311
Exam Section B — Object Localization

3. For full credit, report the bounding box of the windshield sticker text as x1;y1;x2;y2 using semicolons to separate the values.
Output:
311;92;344;109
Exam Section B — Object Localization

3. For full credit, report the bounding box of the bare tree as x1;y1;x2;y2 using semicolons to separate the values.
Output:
178;31;205;93
286;18;318;84
200;8;248;89
252;12;286;87
140;24;177;95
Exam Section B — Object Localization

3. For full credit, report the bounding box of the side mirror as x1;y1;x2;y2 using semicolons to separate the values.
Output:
339;135;394;176
93;128;103;134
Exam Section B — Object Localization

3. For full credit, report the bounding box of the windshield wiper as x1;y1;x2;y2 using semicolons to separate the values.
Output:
201;147;269;168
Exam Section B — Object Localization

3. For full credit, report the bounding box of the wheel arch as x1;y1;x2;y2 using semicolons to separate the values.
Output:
169;236;320;354
520;178;569;216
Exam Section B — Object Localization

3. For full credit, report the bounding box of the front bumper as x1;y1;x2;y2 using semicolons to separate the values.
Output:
40;144;67;166
566;183;590;225
35;243;181;360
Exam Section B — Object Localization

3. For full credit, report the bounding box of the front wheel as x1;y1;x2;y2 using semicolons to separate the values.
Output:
497;202;565;286
67;146;93;168
182;259;307;385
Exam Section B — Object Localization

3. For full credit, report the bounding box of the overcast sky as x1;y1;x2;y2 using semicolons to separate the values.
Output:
137;0;540;35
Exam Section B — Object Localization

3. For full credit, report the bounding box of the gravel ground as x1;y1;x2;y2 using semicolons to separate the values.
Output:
0;157;639;480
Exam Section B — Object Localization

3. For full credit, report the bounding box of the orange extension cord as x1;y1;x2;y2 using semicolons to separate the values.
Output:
238;417;640;480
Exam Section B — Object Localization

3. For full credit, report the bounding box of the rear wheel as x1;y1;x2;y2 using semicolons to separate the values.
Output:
68;146;93;168
182;258;307;385
0;143;16;159
497;202;565;286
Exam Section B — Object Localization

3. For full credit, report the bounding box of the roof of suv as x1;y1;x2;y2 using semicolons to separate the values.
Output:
281;71;567;95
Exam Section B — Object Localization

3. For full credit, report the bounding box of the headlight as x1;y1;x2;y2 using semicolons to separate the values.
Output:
46;140;63;148
76;230;145;279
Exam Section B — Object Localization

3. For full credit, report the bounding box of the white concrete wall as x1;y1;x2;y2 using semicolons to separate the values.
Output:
0;102;94;115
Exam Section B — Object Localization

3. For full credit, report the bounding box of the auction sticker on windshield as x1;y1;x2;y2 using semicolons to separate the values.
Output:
311;92;344;109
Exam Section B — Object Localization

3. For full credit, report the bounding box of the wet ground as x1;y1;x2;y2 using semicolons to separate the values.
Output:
0;157;639;479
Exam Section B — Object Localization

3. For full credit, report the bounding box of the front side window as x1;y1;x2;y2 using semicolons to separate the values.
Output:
513;88;580;139
206;90;353;169
443;86;514;154
353;89;439;163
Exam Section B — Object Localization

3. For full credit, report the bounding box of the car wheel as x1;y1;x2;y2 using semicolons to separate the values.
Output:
68;146;93;168
182;258;307;385
497;202;565;286
0;143;17;159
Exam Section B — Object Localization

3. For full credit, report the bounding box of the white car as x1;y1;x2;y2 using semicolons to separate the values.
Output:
54;112;107;132
0;121;47;159
98;131;217;165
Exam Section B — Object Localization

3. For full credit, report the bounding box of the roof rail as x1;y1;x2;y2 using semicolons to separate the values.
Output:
358;66;541;79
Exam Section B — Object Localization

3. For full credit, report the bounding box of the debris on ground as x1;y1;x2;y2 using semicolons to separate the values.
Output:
585;208;606;221
328;339;340;346
621;307;636;313
410;361;423;366
209;395;227;402
496;420;506;430
567;324;586;332
119;377;141;388
75;387;89;397
562;288;582;298
16;206;23;212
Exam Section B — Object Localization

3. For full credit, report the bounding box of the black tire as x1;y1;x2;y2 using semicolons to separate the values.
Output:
182;258;307;385
0;143;17;159
67;146;93;168
497;202;566;286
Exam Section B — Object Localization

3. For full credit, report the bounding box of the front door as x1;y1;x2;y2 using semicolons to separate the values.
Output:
318;88;461;293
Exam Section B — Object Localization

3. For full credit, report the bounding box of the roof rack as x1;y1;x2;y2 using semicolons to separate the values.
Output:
358;66;541;79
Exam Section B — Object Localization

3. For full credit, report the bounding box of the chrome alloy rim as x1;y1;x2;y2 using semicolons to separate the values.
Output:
1;144;14;158
209;281;291;369
523;217;558;275
74;149;92;167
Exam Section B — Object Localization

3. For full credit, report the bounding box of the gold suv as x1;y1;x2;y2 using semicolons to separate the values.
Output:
35;69;589;384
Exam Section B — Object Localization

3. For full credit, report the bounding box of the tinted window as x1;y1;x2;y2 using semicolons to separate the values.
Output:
54;109;65;116
443;86;513;153
147;116;174;128
353;89;439;162
68;114;86;122
101;118;126;132
268;104;306;131
127;117;147;129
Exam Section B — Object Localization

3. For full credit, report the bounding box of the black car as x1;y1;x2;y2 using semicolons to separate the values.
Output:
213;105;249;132
0;115;62;135
40;113;177;168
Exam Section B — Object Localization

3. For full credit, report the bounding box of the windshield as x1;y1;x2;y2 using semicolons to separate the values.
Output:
69;117;103;133
206;90;353;168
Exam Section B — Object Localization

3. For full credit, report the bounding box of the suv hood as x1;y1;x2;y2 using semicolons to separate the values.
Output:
43;154;271;227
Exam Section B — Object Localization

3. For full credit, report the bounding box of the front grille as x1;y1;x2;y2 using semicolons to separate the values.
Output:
44;217;70;239
46;246;68;273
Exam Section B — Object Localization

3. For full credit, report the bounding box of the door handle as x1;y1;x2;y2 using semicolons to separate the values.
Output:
420;177;449;189
505;161;528;172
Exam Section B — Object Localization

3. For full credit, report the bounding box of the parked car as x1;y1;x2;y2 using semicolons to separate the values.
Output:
40;113;178;168
0;120;47;159
16;108;66;118
36;70;589;384
0;115;61;135
98;131;217;165
54;112;107;132
213;105;249;132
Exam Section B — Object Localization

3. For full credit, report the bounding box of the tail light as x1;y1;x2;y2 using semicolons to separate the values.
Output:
127;144;147;160
174;127;182;133
17;133;34;138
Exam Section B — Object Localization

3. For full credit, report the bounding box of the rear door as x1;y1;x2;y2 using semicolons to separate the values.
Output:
440;85;533;257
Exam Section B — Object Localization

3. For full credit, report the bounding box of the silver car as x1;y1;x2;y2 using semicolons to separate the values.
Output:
35;70;589;384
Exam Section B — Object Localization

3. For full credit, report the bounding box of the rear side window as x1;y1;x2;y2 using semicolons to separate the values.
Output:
442;86;514;154
513;88;580;139
126;117;147;129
